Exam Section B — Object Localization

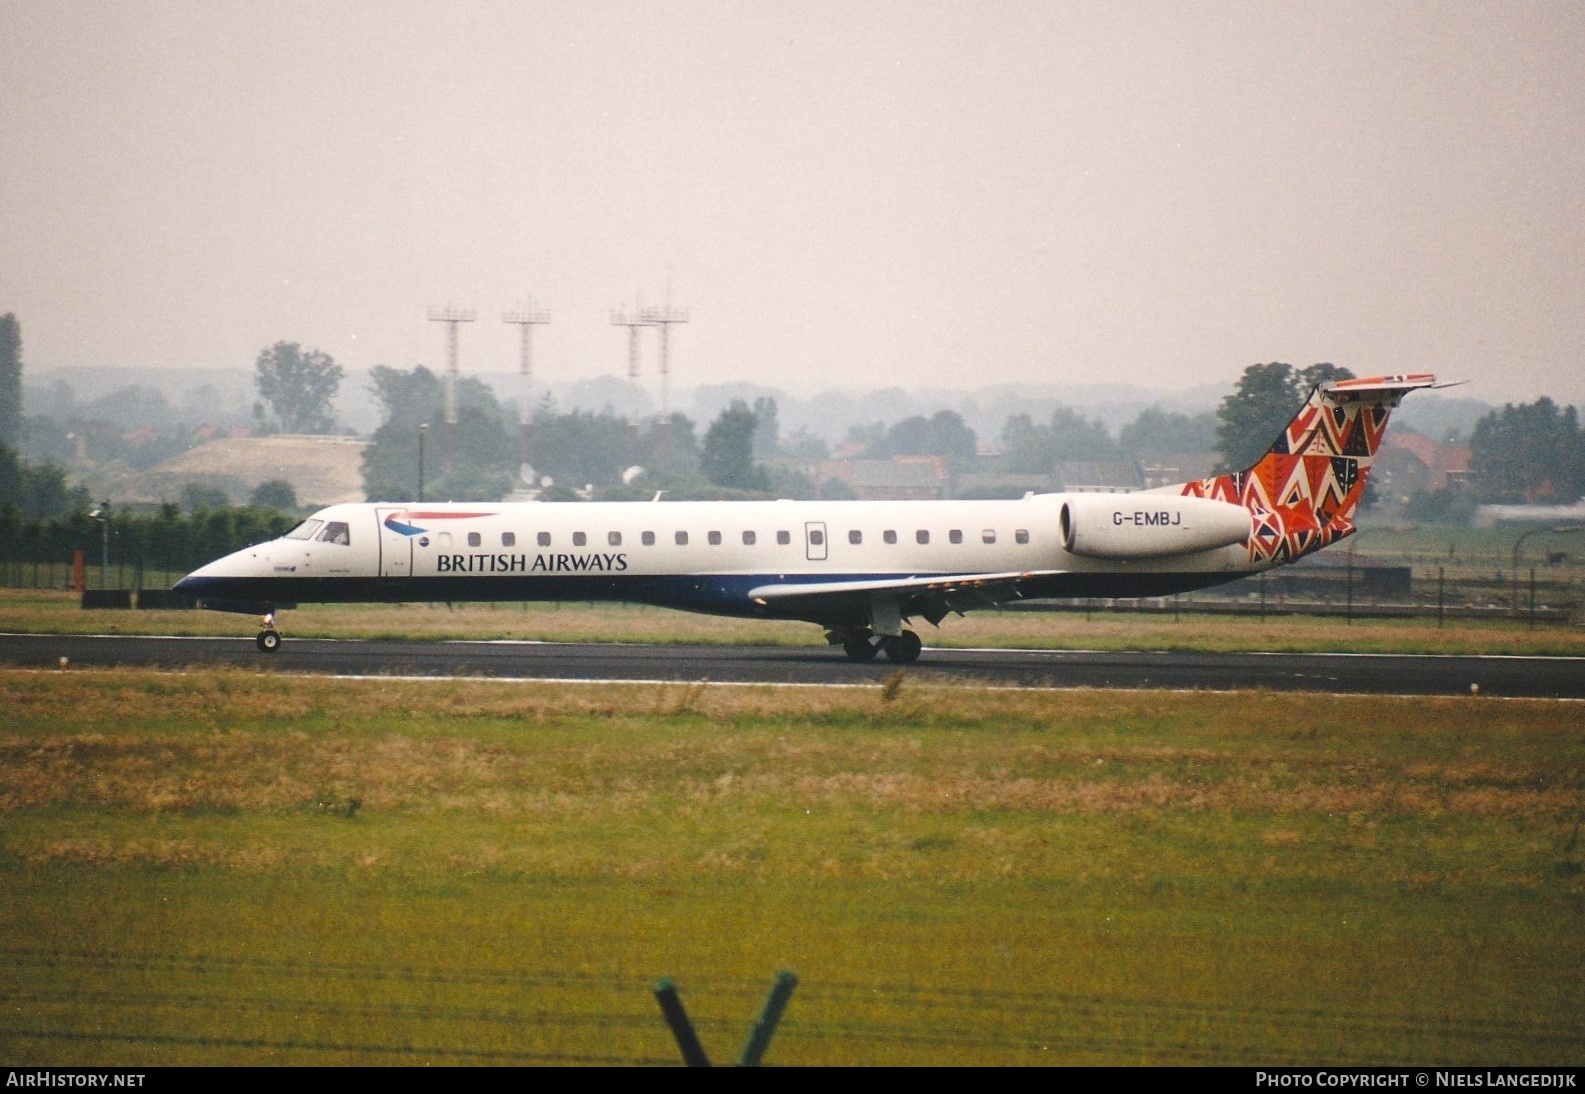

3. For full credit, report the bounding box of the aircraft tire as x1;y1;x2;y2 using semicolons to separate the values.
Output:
883;631;923;664
256;630;281;653
843;636;879;662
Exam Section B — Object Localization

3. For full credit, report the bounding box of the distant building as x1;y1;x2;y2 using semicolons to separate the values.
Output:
1473;499;1585;528
1136;451;1220;490
1049;459;1143;493
765;456;954;500
953;471;1054;499
1375;432;1472;499
838;456;952;500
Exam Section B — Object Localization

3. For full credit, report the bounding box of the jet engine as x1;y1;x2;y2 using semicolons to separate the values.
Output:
1059;494;1252;561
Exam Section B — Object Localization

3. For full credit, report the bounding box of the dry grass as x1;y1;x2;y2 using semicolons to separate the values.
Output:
2;667;1581;1065
2;669;1580;869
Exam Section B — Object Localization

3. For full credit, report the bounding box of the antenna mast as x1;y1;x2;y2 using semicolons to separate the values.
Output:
638;304;689;414
503;299;551;426
427;305;476;467
610;305;649;382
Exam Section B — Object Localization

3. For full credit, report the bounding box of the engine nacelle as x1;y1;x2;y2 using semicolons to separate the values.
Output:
1059;494;1252;561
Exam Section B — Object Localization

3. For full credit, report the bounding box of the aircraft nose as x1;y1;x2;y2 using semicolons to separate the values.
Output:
173;549;252;595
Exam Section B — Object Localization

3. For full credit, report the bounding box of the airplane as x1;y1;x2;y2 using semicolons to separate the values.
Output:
175;372;1436;662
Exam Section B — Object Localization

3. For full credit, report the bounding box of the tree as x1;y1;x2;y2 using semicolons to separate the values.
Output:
181;483;232;511
0;441;89;520
524;408;635;488
367;364;441;429
752;396;781;458
999;407;1119;473
780;427;829;459
0;314;20;447
635;413;702;483
843;421;887;454
1119;407;1216;454
254;341;343;433
819;476;858;500
875;410;978;460
701;401;769;492
1214;363;1354;473
359;366;518;502
249;479;298;510
1470;398;1585;504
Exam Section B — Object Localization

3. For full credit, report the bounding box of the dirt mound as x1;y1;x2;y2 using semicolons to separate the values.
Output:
132;435;367;506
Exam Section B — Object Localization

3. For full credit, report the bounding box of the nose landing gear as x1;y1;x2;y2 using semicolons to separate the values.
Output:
256;612;281;653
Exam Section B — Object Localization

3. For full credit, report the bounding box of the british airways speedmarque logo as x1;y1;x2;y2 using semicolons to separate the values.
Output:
383;511;497;537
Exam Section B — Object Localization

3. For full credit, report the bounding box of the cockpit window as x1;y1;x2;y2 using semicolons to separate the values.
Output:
316;521;351;546
284;519;324;541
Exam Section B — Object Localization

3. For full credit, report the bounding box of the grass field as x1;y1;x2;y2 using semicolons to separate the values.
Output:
1;669;1581;1065
4;587;1585;657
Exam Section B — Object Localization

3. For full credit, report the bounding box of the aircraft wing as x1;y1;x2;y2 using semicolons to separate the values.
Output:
747;570;1064;625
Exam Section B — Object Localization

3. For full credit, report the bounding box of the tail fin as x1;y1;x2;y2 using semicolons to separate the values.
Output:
1180;373;1437;563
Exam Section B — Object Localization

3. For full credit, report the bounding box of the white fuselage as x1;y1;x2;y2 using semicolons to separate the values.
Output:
176;493;1262;629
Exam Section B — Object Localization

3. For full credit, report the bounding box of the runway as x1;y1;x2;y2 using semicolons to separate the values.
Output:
1;632;1581;698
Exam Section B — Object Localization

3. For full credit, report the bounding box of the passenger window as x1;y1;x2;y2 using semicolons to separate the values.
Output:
538;532;552;547
573;532;587;547
776;530;791;546
675;531;689;546
949;529;963;545
883;530;897;545
608;531;622;546
982;530;996;544
810;529;825;546
916;530;930;545
502;532;516;547
467;532;482;547
742;530;756;546
1015;529;1030;545
708;531;722;545
317;521;351;546
848;530;862;545
642;531;656;546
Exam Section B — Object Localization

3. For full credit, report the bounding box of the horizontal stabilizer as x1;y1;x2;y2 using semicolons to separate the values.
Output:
1321;374;1438;400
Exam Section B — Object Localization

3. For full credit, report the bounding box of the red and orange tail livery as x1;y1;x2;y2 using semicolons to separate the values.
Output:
1180;374;1437;564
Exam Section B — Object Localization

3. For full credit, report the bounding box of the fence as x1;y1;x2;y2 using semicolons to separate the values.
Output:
2;946;1574;1065
1;546;1578;624
0;508;297;598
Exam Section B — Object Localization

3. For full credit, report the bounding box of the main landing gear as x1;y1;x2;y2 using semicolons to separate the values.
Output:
256;612;281;653
838;628;923;664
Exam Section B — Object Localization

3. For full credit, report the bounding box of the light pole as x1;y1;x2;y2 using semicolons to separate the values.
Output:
418;423;429;503
89;500;110;589
1511;524;1584;617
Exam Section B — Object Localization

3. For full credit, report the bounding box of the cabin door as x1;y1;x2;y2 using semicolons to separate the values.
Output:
375;508;414;579
804;521;828;562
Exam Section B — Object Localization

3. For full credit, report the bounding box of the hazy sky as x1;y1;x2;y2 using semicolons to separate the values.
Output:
3;0;1582;404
